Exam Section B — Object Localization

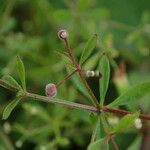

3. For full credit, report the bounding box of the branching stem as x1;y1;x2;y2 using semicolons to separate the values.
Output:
110;136;119;150
63;38;100;109
56;69;78;88
0;79;150;121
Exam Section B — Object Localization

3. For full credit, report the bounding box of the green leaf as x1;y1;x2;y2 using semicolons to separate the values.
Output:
91;116;105;142
99;55;110;105
2;75;21;89
127;136;141;150
2;97;21;120
83;52;100;70
59;52;90;99
57;51;75;70
109;82;150;107
88;138;109;150
79;34;97;65
113;113;139;133
67;65;90;99
16;56;26;90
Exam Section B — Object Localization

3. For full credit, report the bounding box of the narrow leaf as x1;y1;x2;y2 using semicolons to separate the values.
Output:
88;138;109;150
127;136;141;150
83;52;100;70
67;65;90;99
2;97;21;120
91;116;105;142
2;75;21;89
57;51;75;69
59;52;90;98
113;113;139;133
109;82;150;107
16;56;26;90
79;34;97;65
99;55;110;105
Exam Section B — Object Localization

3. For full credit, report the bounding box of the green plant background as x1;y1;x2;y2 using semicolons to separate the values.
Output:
0;0;150;149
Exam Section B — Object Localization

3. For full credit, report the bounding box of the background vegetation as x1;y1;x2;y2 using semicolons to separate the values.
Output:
0;0;150;149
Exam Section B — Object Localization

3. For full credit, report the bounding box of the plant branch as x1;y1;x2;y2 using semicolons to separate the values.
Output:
110;136;119;150
78;71;100;108
63;38;100;109
0;79;150;121
102;107;150;120
25;92;98;113
56;69;78;88
64;38;79;69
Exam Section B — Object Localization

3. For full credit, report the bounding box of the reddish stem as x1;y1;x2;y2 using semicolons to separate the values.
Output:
110;136;119;150
103;107;150;120
56;69;78;88
64;38;80;69
62;37;100;109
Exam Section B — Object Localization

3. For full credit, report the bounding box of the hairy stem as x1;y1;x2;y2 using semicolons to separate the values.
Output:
103;107;150;120
64;38;79;69
0;79;150;121
110;136;119;150
78;71;100;108
56;69;78;88
63;38;100;109
25;92;98;112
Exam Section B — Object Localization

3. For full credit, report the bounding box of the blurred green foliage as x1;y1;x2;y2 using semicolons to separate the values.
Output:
0;0;150;149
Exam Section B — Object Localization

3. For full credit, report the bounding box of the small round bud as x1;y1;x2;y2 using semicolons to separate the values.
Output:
86;70;91;77
45;83;57;97
90;71;95;77
108;117;119;125
58;29;68;39
86;70;95;77
134;118;142;129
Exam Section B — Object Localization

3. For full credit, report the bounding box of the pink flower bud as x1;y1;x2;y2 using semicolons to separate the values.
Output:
45;83;57;97
58;29;68;39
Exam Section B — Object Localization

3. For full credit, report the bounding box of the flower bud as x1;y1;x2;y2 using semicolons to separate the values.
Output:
108;116;119;125
58;29;68;39
134;118;142;129
86;70;95;77
45;83;57;97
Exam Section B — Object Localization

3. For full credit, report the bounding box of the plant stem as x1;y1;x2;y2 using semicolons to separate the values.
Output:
63;38;100;109
64;38;79;69
0;79;150;121
110;136;119;150
25;92;98;112
78;71;100;108
102;107;150;120
56;69;78;88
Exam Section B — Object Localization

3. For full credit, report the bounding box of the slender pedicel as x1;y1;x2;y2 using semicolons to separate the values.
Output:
46;69;79;97
56;69;79;88
58;29;100;108
58;29;79;69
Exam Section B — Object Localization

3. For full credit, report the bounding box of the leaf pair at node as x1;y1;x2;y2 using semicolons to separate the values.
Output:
2;56;26;120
